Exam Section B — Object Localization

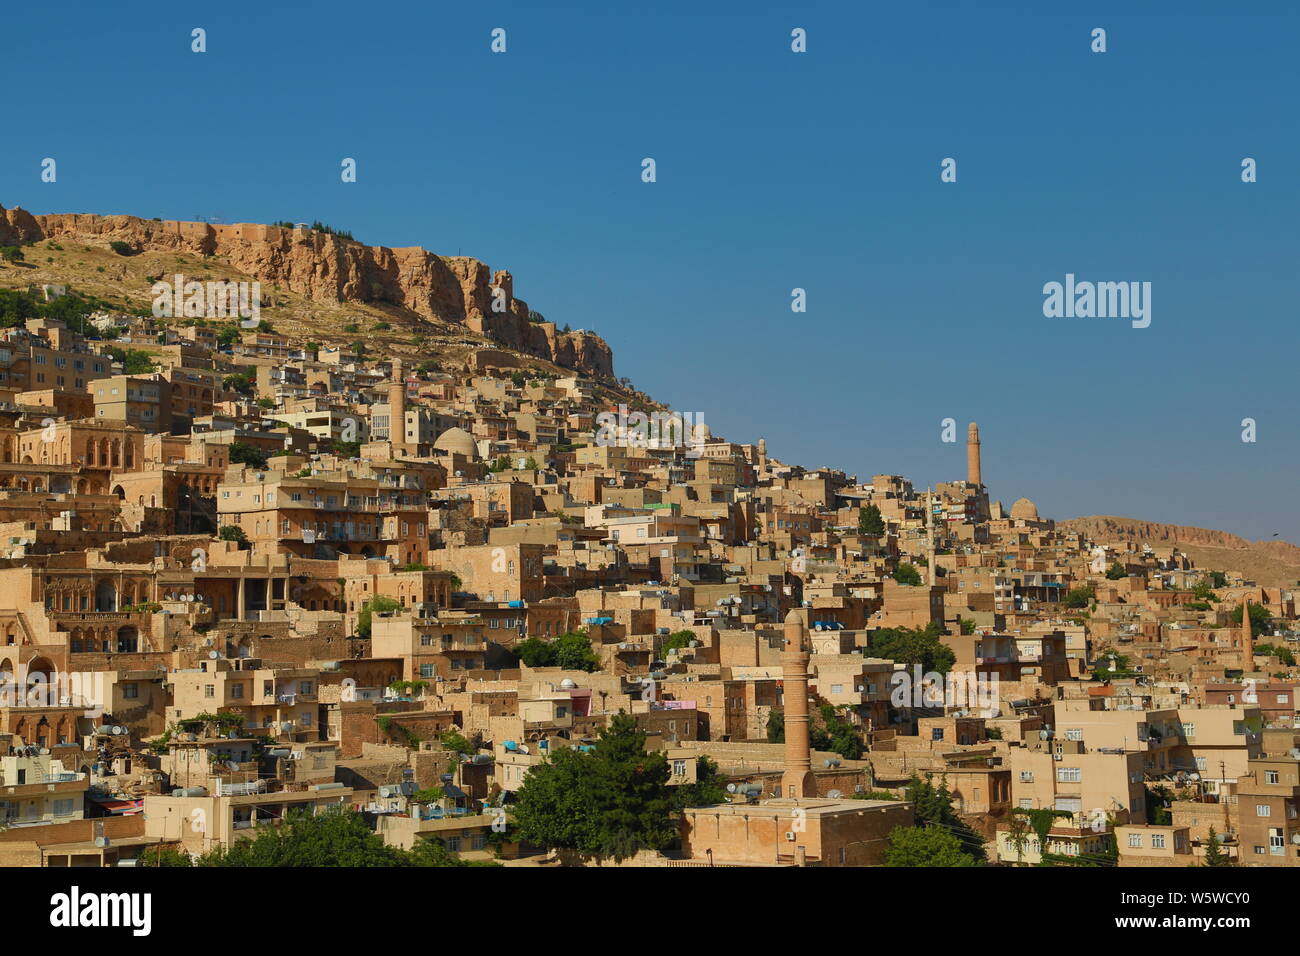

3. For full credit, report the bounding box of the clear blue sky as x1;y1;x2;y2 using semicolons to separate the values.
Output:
5;1;1298;539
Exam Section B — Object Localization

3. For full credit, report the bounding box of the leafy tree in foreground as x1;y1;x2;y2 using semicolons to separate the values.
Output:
869;623;955;675
884;825;980;867
513;712;675;861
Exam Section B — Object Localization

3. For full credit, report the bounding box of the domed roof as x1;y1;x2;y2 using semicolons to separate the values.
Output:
1010;497;1039;520
559;678;577;689
433;427;479;460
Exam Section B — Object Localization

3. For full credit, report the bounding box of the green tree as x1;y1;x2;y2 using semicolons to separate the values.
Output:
357;595;401;639
869;623;956;675
884;825;980;867
1064;585;1095;609
1105;561;1126;580
893;563;923;586
217;525;247;544
514;712;675;861
904;773;986;862
766;708;785;743
662;630;695;653
858;503;885;535
671;756;730;809
228;441;267;469
197;807;407;867
409;837;500;867
1228;601;1273;640
553;632;600;671
514;636;556;667
513;632;599;672
1203;826;1230;867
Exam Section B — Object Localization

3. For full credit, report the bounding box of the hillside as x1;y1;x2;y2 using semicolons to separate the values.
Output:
0;203;613;378
1060;515;1300;587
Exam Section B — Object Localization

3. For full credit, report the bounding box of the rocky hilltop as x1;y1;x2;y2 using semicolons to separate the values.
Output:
0;204;613;377
1061;515;1300;586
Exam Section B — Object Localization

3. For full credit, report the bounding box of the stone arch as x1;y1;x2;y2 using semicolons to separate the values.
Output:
94;579;117;612
116;625;139;653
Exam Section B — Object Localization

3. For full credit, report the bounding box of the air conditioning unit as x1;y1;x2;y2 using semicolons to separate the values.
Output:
784;831;796;842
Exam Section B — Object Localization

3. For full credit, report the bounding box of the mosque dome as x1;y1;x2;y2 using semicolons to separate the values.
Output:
1010;498;1039;520
433;427;479;460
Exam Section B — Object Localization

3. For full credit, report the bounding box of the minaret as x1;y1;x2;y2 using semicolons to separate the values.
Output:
926;488;936;587
388;358;407;454
966;422;982;487
780;608;816;799
757;437;767;475
1241;591;1256;671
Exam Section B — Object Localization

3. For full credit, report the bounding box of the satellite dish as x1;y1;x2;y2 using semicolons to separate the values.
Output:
726;783;737;793
208;650;219;659
226;760;239;771
827;789;843;799
112;726;125;736
39;747;50;755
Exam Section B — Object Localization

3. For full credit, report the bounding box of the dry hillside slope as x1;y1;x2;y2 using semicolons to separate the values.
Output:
1061;515;1300;587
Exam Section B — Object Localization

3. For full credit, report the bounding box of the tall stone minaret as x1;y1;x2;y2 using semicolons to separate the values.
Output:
926;488;937;587
757;437;767;475
1241;591;1256;672
780;608;815;799
388;358;407;454
966;422;982;487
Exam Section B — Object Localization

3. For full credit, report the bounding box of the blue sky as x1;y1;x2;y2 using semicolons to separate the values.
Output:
5;1;1298;539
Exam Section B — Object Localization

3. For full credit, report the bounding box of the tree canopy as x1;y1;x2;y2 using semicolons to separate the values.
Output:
868;623;955;675
513;712;679;860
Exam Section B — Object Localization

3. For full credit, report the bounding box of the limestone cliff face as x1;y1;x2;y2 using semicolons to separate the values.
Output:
1061;515;1300;561
0;204;614;377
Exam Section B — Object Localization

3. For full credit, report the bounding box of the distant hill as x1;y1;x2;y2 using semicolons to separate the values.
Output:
1060;515;1300;587
0;203;613;378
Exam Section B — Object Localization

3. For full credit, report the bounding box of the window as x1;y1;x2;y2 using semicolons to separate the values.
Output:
53;799;74;816
420;664;435;679
1056;767;1081;783
1151;833;1166;849
204;685;215;698
122;683;138;699
1267;770;1280;785
1257;804;1272;817
1065;728;1082;741
1127;833;1142;847
444;837;461;852
1019;771;1034;783
231;684;244;699
672;759;686;777
830;684;843;695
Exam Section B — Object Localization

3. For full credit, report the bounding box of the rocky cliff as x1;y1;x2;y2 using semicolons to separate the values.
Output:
1061;515;1300;586
0;204;613;377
